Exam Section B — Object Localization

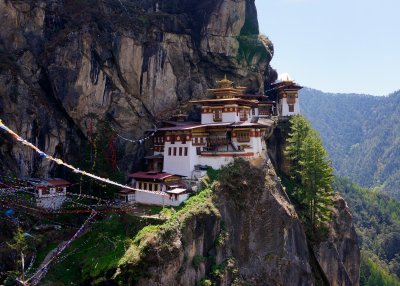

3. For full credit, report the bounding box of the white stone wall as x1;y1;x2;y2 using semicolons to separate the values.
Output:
230;136;263;155
253;107;259;117
222;112;239;123
36;196;66;210
201;113;214;124
280;98;300;116
163;141;197;177
250;136;265;154
38;187;67;198
135;190;188;207
197;155;235;170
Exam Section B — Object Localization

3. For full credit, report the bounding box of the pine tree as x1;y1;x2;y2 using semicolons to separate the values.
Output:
7;227;29;281
299;129;334;230
285;115;311;182
285;115;334;231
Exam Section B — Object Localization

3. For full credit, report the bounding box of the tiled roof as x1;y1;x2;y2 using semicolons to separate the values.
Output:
43;179;71;186
190;98;258;105
128;171;176;180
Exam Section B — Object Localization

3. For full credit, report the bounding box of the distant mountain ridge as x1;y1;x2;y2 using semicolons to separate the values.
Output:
300;88;400;199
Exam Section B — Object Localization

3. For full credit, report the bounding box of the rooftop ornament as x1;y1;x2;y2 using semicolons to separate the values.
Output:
216;74;234;88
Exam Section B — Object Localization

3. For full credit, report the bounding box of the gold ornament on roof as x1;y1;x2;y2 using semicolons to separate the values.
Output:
175;110;188;122
216;75;233;88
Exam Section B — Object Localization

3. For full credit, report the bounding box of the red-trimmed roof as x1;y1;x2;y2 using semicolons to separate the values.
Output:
236;94;266;99
230;122;268;127
119;188;135;194
156;124;204;131
128;171;175;180
43;179;71;186
270;81;302;90
190;98;258;106
156;122;233;131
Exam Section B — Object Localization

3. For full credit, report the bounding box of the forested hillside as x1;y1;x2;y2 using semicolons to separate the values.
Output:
300;88;400;199
335;177;400;285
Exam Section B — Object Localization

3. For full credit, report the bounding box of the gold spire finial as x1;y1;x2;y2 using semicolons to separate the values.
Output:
216;75;233;88
175;109;188;122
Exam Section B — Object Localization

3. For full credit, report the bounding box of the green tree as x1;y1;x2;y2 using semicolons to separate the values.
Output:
285;115;311;182
7;227;30;282
285;116;334;231
298;129;334;230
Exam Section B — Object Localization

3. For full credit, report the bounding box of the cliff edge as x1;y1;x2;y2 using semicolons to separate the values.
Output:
105;159;359;286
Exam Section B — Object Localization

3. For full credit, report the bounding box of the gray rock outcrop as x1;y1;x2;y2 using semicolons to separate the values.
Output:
0;0;274;177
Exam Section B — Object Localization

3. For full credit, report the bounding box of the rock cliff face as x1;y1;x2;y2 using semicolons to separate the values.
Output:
0;1;360;285
0;0;275;177
312;196;360;286
267;121;361;286
113;160;359;286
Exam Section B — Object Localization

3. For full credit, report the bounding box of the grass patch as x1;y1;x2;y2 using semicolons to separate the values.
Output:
42;173;220;284
43;214;156;285
33;242;59;269
116;188;219;283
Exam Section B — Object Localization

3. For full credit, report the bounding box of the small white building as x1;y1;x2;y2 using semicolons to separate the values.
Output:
33;179;70;210
118;171;189;207
270;73;302;117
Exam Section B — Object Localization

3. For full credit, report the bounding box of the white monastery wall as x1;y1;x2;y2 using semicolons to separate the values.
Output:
36;196;66;210
201;113;214;124
164;141;196;177
222;112;239;123
197;156;235;170
135;190;188;206
281;98;300;116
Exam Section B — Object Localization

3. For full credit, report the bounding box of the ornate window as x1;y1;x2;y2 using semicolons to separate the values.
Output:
239;109;248;121
288;105;294;112
213;109;222;122
237;131;250;142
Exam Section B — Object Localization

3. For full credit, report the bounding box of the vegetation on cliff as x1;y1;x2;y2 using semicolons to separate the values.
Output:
35;178;218;285
335;177;400;284
115;186;219;284
285;115;334;233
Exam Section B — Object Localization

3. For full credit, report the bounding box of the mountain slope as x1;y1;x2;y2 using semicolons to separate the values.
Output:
334;177;400;283
300;88;400;199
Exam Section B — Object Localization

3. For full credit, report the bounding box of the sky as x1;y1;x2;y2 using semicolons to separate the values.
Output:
255;0;400;95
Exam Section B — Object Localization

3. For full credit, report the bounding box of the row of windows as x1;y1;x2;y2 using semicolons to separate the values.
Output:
154;137;165;144
237;131;250;142
211;109;250;122
193;137;205;144
166;135;190;144
168;147;189;156
137;182;161;192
